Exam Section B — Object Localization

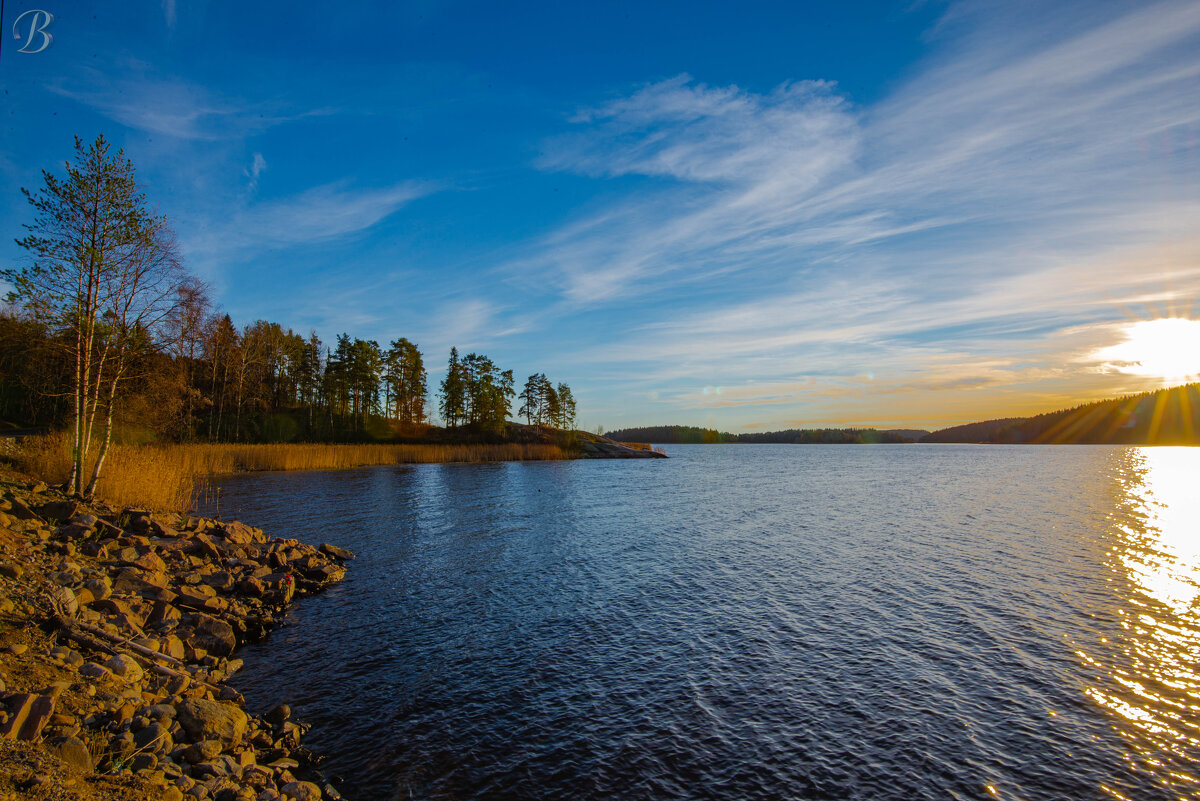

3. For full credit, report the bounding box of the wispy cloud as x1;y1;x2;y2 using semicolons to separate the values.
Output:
509;0;1200;426
48;64;334;141
244;153;267;192
185;180;435;258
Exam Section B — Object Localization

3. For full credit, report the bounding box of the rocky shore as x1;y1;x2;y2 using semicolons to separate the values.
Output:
0;473;353;801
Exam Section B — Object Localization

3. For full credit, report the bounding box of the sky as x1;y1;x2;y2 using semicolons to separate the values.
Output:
1;0;1199;432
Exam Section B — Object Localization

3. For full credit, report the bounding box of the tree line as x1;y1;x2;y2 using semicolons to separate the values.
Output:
603;425;914;444
1;135;578;497
921;383;1200;444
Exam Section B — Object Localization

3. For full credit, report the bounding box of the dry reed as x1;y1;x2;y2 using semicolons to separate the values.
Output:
10;433;570;512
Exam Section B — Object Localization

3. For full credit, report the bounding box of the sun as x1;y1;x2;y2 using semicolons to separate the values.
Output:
1095;318;1200;381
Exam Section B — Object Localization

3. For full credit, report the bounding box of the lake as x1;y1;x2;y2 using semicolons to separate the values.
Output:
202;445;1200;800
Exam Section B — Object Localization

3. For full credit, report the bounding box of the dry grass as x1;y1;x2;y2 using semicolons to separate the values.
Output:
11;433;570;511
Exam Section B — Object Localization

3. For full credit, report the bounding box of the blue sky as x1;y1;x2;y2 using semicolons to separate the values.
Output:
2;0;1199;431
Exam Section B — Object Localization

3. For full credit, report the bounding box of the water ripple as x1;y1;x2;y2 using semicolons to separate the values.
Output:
202;445;1200;800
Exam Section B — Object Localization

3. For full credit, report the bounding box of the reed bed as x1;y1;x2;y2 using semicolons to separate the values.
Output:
10;434;570;511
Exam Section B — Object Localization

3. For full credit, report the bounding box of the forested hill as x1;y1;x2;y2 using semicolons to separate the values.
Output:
605;425;916;444
921;418;1026;444
605;426;735;443
921;383;1200;444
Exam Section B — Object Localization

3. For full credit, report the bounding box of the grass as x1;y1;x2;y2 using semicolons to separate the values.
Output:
11;434;571;511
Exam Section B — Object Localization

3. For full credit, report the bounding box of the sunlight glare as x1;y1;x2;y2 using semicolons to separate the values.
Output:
1095;319;1200;381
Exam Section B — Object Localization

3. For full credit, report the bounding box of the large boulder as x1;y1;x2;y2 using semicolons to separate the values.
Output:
176;699;247;749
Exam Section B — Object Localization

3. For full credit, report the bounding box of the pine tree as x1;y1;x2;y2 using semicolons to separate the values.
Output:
439;347;465;427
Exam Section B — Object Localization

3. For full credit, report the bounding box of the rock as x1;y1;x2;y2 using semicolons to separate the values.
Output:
202;571;235;591
70;513;98;528
47;735;92;772
135;722;174;754
176;699;247;749
220;521;259;545
263;574;295;605
237;576;265;597
183;739;224;764
84;576;112;600
79;662;112;680
0;692;56;740
33;500;77;522
131;551;168;572
112;567;168;594
281;781;322;800
264;704;291;726
7;496;42;521
0;561;25;579
57;522;94;540
104;653;145;683
193;613;237;657
148;518;182;538
130;752;158;772
50;585;78;617
176;587;222;613
162;634;186;660
319;544;355;561
148;600;183;627
6;643;28;655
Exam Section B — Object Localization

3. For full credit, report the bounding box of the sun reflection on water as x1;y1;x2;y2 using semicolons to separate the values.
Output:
1084;448;1200;798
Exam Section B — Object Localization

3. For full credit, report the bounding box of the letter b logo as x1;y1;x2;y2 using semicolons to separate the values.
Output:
13;9;55;54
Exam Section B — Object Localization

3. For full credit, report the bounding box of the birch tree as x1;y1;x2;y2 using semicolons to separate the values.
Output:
6;135;184;497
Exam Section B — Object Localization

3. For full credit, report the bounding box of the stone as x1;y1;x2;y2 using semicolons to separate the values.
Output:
79;662;112;680
281;781;322;800
184;740;223;764
83;578;112;600
176;700;248;749
176;587;222;613
0;692;56;740
162;635;187;660
318;543;355;561
220;522;259;545
112;567;168;594
105;653;145;683
7;496;42;521
47;735;93;772
0;561;25;579
135;722;174;754
130;752;158;772
192;613;237;657
264;704;291;726
237;576;265;597
148;600;183;627
132;551;168;572
50;585;78;617
263;574;295;605
203;571;236;592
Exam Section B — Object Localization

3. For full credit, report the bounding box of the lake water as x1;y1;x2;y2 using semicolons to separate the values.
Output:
203;445;1200;801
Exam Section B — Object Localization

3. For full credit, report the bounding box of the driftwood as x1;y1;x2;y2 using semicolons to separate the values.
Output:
74;619;190;669
53;615;225;695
